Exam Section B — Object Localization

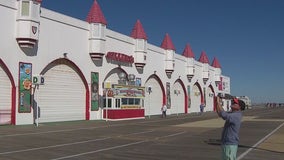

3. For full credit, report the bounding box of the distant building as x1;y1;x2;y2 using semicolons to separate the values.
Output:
0;0;230;125
238;96;252;109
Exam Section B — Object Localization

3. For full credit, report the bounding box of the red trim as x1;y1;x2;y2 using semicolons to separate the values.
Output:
11;86;16;124
16;38;37;42
89;53;104;60
103;109;144;119
85;90;90;120
134;63;146;69
0;59;16;125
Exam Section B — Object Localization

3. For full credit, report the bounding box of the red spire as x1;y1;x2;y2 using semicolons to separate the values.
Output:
161;33;176;51
130;20;147;40
182;43;195;58
212;57;221;68
86;0;107;25
35;0;42;3
198;51;210;64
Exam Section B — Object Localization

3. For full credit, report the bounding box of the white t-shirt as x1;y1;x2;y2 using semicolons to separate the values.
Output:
162;105;167;111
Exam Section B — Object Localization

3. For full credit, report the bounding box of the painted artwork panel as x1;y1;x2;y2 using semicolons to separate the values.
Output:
166;82;171;109
187;85;191;108
91;72;99;111
19;62;32;113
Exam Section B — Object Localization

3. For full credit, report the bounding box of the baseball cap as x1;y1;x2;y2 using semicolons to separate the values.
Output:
231;98;240;110
232;98;239;104
231;98;246;111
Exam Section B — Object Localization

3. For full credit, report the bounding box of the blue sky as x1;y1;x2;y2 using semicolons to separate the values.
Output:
42;0;284;103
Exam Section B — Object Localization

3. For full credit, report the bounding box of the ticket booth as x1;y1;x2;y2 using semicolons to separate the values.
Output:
103;84;145;120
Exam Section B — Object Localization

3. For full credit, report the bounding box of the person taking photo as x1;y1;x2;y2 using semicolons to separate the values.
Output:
216;96;244;160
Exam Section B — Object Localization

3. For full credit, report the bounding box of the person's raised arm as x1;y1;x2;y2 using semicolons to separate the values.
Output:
216;96;224;116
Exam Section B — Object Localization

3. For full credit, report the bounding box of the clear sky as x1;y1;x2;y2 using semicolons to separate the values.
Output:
41;0;284;104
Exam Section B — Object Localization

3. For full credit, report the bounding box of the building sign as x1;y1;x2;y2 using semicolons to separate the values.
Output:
19;62;32;113
91;72;99;111
112;85;145;98
105;52;134;63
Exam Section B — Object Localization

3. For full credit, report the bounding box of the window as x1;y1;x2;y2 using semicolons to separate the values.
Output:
115;98;120;108
128;98;134;105
103;98;112;108
134;98;140;105
21;1;30;16
121;98;141;105
121;98;128;105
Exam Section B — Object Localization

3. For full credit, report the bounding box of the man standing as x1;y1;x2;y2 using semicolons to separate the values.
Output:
200;103;205;115
216;97;243;160
161;104;167;118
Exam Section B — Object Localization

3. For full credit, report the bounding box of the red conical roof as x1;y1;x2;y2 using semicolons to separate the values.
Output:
182;43;195;58
130;20;147;40
161;33;176;50
86;0;107;25
35;0;42;3
198;51;210;64
212;57;221;68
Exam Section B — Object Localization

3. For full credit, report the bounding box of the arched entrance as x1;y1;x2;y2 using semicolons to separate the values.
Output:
0;59;16;125
144;74;165;116
191;82;203;113
38;58;89;123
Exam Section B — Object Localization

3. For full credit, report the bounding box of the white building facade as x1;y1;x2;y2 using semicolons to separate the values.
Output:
0;0;230;125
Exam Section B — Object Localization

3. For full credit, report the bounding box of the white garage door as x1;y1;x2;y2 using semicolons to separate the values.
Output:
206;86;214;111
191;84;202;113
145;78;163;116
37;64;85;123
171;82;184;114
0;67;12;125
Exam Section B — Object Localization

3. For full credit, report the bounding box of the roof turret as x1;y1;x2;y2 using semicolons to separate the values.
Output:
130;19;147;40
182;43;195;58
212;57;221;68
198;51;210;64
86;0;107;25
161;33;175;51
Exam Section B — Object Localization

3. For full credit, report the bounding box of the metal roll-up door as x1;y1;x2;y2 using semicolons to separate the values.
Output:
37;64;85;123
206;87;214;111
0;67;12;125
145;78;162;116
172;82;184;114
191;84;201;113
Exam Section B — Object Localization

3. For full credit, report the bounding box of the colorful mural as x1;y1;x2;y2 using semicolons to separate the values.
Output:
91;72;99;111
19;62;32;113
